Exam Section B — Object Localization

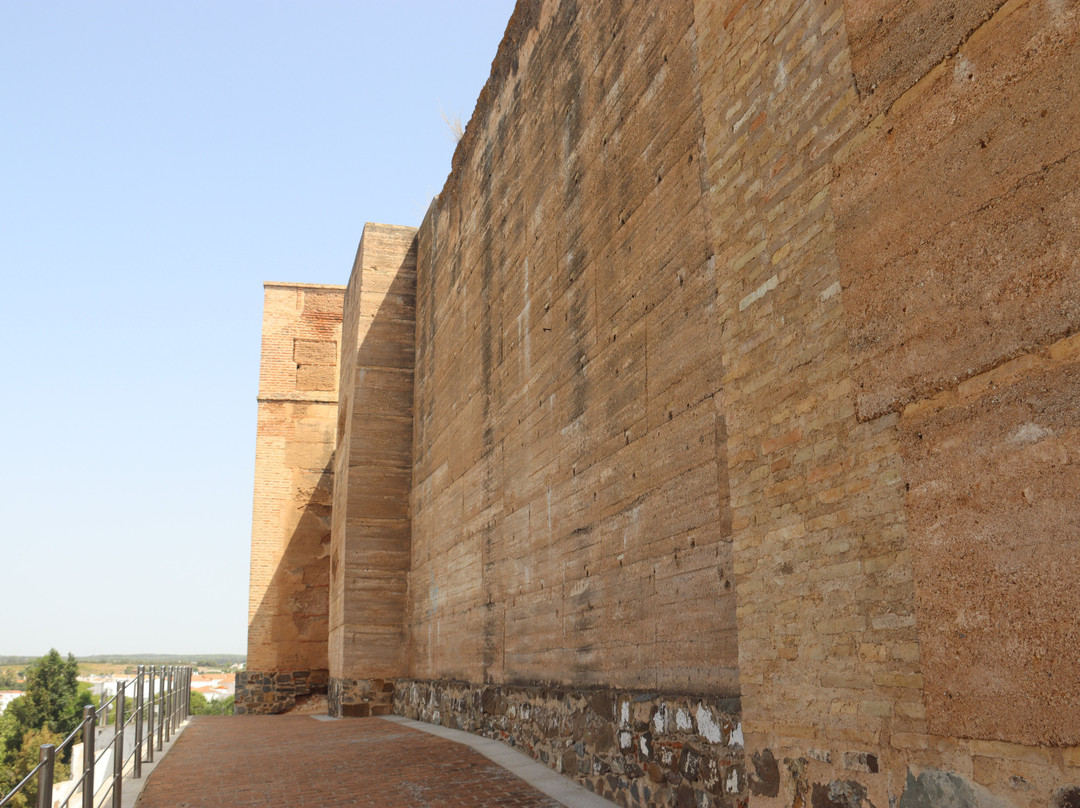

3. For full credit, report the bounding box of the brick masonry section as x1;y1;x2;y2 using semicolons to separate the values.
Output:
245;282;344;698
396;679;746;808
234;668;328;715
328;676;395;718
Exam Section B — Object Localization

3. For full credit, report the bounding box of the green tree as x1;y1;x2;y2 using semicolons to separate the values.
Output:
0;728;70;808
0;650;87;804
189;691;234;716
5;650;83;748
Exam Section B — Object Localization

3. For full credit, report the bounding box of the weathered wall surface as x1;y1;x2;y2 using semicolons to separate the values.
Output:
408;0;738;705
246;0;1080;803
690;0;1079;805
241;282;344;714
835;1;1080;750
329;224;417;716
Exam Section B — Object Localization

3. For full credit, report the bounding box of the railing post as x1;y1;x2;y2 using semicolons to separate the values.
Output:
36;743;54;808
146;666;155;761
164;668;172;742
156;667;164;752
113;681;125;808
184;667;191;718
82;704;96;808
134;666;144;779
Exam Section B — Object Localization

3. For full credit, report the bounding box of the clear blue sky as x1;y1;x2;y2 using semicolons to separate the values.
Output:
0;1;515;657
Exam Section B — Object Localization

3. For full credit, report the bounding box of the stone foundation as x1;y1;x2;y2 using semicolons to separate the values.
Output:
328;677;396;718
234;669;328;715
395;679;747;808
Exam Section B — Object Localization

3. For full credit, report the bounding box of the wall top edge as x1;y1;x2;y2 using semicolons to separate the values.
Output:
257;394;339;404
361;222;420;235
263;281;347;291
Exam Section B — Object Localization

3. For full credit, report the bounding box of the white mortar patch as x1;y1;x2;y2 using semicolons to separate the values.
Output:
695;704;722;744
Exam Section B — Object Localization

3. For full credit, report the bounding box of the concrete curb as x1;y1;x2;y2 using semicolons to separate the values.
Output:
379;715;620;808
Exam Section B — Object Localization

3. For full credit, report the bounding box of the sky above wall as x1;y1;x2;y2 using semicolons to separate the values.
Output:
0;0;515;657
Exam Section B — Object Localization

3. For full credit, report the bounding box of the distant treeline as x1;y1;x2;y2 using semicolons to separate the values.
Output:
0;654;245;666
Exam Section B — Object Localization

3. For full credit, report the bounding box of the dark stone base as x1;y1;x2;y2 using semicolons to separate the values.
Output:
328;676;396;718
235;668;328;715
394;679;747;808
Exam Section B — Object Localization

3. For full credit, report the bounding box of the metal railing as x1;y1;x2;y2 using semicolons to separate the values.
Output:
0;665;192;808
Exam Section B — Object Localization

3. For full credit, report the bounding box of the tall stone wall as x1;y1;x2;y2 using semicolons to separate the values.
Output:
245;0;1080;805
241;282;344;714
408;0;738;701
690;0;1079;805
329;224;417;716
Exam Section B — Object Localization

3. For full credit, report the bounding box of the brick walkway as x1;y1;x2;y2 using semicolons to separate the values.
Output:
134;715;567;808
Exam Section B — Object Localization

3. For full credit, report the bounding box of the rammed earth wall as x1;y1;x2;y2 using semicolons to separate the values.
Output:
247;0;1080;805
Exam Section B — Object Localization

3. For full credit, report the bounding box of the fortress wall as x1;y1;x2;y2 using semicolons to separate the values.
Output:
244;0;1080;803
407;0;738;694
835;2;1080;750
399;2;747;803
329;224;417;717
692;0;927;801
693;0;1080;805
239;282;344;714
399;0;1080;805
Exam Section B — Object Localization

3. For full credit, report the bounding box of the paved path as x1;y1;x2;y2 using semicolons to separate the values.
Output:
133;715;608;808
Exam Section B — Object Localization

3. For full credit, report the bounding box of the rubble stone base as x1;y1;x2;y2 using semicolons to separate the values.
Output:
235;669;328;715
328;676;396;718
395;679;747;808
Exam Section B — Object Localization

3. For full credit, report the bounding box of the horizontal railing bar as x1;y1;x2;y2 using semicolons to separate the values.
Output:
0;758;46;808
56;712;94;753
0;664;194;808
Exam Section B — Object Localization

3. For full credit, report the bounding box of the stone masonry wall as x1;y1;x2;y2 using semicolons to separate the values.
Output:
399;0;1079;805
329;224;417;715
691;0;1080;805
246;0;1080;805
243;282;343;714
327;677;396;719
234;668;328;715
408;0;738;698
396;679;746;808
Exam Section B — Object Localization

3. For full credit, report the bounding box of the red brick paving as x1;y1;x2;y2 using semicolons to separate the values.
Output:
134;715;566;808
